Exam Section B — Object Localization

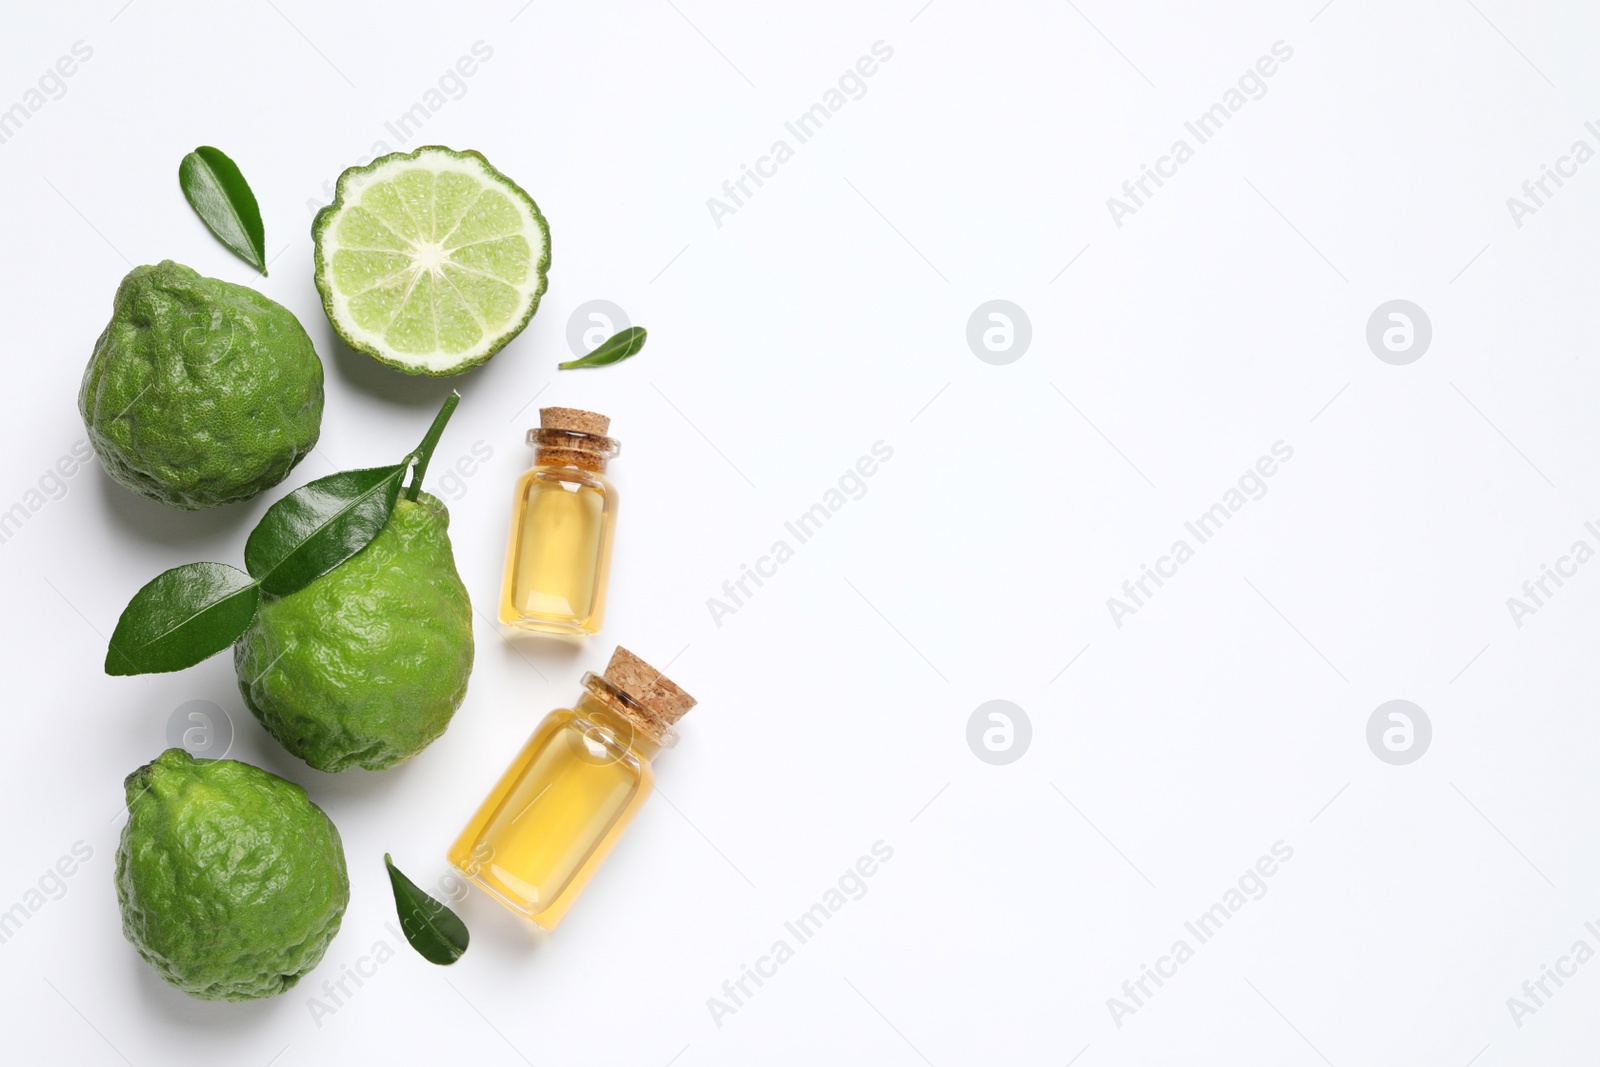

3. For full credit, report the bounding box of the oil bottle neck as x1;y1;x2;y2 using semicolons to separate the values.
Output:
529;428;619;473
578;669;681;753
573;691;662;759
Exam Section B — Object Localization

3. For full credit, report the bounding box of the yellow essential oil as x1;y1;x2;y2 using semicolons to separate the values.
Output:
448;647;696;930
497;407;619;635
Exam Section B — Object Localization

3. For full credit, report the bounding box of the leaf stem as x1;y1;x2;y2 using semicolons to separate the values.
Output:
403;391;461;501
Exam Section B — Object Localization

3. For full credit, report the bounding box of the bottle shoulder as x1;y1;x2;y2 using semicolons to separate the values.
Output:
518;465;616;495
547;704;654;769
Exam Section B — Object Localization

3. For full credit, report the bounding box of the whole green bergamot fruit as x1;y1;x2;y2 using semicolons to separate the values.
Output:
115;749;348;1002
234;492;474;772
80;260;324;510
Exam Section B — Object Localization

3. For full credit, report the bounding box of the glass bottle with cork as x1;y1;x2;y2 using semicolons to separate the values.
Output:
447;647;696;930
497;407;619;635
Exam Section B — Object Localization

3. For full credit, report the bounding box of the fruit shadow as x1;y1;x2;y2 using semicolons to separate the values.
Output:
244;737;422;811
92;468;260;553
127;951;288;1031
322;327;453;410
317;307;556;416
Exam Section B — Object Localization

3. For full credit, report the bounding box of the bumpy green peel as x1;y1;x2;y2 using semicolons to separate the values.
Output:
115;749;349;1001
234;492;474;772
80;261;324;510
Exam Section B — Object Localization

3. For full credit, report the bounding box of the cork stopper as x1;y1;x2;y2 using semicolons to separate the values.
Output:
604;647;697;727
528;408;619;471
540;407;610;436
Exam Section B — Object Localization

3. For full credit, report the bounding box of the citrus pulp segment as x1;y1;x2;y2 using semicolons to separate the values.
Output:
313;146;549;376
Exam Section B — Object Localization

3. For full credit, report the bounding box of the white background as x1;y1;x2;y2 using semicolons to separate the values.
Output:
2;1;1599;1064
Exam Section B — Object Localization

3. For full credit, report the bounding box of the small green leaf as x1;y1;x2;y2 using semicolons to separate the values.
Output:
384;854;469;965
106;563;260;675
244;465;408;596
558;326;647;370
179;146;267;274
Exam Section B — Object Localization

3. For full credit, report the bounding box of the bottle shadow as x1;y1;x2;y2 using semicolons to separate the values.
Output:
492;627;585;680
453;890;549;959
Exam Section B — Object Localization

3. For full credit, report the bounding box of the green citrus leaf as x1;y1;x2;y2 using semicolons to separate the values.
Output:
106;563;260;675
179;146;267;274
384;854;469;966
245;464;408;596
558;326;647;369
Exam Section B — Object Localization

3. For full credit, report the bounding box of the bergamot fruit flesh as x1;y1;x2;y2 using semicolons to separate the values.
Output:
115;749;348;1002
234;492;474;772
312;146;549;376
80;260;324;509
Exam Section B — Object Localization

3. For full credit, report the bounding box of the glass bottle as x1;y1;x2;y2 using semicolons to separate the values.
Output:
448;647;696;930
497;407;620;635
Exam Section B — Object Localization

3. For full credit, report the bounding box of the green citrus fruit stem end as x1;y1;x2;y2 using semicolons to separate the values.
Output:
404;391;461;502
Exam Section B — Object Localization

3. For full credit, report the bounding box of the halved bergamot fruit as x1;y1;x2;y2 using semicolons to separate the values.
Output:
313;146;550;376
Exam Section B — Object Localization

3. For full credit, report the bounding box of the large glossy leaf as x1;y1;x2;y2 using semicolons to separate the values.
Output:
244;464;407;596
179;146;267;274
105;563;260;675
385;854;469;965
558;326;647;369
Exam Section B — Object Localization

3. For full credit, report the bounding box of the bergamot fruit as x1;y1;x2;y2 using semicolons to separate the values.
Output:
234;491;474;772
80;261;324;510
312;146;549;376
115;749;348;1002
